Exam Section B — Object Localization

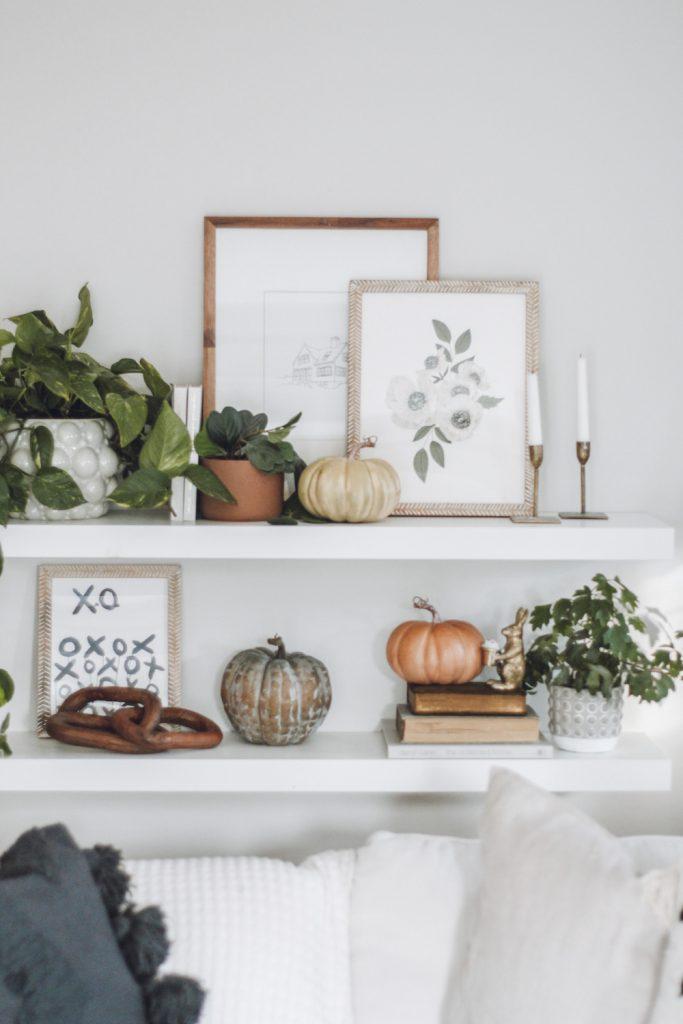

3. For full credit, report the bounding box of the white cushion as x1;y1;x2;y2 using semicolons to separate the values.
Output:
127;849;355;1024
451;769;680;1024
350;830;480;1024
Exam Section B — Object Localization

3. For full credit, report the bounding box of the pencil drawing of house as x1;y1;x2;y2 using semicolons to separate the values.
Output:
291;337;347;388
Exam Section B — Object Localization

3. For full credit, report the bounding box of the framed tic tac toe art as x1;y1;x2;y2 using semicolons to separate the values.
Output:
36;564;181;735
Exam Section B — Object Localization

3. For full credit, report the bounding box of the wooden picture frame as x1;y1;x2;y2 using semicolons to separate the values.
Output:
347;279;539;517
36;564;181;735
203;217;439;463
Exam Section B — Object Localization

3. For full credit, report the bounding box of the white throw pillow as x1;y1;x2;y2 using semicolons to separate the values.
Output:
128;849;355;1024
351;830;480;1024
452;769;680;1024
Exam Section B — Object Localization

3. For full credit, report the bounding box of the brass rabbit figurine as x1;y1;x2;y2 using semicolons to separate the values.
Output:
488;608;529;692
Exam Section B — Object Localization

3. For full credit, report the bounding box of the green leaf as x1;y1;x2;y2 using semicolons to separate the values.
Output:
30;425;54;470
0;669;14;706
11;313;54;354
65;283;93;348
267;412;301;443
109;468;171;509
530;603;552;629
478;395;504;408
68;366;106;412
0;330;15;348
0;476;9;527
139;401;191;476
140;359;172;401
0;733;11;757
432;320;451;343
32;468;84;509
184;464;236;504
268;515;299;525
434;427;451;445
413;424;433;442
454;330;471;354
30;355;71;400
2;466;30;516
194;426;225;458
413;448;428;482
429;440;445;467
110;357;143;375
1;712;9;733
105;392;148;447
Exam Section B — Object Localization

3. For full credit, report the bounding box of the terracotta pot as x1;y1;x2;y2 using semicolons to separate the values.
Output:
199;459;283;522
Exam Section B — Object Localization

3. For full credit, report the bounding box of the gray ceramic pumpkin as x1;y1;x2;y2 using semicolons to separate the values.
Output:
221;635;332;745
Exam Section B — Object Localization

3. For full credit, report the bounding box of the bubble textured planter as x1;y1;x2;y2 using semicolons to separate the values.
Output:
548;685;624;753
6;418;120;521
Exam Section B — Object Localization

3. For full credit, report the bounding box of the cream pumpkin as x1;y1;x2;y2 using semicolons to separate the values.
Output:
386;597;485;685
298;437;400;523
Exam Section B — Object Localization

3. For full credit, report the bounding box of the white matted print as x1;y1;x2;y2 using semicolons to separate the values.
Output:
36;564;181;734
347;281;538;516
206;218;438;464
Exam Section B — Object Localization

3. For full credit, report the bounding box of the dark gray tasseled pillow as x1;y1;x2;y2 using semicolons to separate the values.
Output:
0;825;204;1024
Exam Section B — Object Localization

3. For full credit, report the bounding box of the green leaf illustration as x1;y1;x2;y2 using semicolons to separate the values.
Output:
413;424;433;442
451;355;474;374
434;427;451;444
32;468;84;509
437;345;452;362
477;395;504;408
413;448;428;482
432;320;451;343
429;440;445;467
454;330;471;354
106;392;148;447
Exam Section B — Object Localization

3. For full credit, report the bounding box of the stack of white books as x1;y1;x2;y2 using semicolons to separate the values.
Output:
170;384;203;522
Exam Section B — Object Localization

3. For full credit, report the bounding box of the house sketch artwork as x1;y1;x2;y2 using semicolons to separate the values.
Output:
291;337;348;389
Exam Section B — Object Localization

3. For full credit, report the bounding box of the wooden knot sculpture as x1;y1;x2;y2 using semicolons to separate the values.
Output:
46;686;223;754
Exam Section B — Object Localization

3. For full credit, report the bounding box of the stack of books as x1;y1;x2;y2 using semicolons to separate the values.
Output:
382;682;551;758
170;385;203;522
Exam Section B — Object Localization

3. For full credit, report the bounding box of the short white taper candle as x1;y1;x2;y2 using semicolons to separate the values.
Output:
577;354;590;442
527;372;542;445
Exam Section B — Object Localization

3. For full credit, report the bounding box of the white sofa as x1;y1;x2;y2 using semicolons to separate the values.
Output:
127;771;683;1024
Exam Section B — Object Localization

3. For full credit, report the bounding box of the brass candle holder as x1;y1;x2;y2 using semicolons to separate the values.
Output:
559;442;608;520
510;445;561;524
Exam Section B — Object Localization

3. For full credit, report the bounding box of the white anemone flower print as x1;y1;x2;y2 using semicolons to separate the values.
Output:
437;396;483;442
386;374;436;430
386;318;504;483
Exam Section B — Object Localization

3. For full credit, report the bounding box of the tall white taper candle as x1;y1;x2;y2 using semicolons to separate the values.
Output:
527;372;542;445
577;354;590;441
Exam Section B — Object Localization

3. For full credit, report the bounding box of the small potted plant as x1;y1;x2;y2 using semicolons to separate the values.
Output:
0;285;232;519
195;407;302;521
525;573;683;751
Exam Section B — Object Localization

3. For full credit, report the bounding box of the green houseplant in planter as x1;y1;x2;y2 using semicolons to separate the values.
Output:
525;573;683;752
195;407;302;521
0;285;233;519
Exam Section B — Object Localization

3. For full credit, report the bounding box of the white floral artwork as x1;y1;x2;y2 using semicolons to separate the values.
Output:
348;281;537;515
386;320;504;482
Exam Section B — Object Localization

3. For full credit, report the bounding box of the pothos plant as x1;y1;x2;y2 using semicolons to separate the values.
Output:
0;541;13;756
525;573;683;703
0;285;233;515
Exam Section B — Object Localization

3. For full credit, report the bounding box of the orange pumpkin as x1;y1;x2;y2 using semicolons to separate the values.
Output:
386;597;485;685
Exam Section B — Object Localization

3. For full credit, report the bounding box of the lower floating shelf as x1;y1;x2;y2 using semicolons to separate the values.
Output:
0;730;670;793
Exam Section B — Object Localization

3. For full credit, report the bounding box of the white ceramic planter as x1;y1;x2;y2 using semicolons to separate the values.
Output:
4;418;120;521
548;685;624;752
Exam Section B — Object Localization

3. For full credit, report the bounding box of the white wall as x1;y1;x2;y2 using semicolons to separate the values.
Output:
0;0;681;859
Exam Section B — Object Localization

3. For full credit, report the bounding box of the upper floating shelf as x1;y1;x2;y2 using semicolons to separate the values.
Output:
1;511;673;562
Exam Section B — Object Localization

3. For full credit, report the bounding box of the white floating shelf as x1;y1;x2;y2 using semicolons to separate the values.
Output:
0;730;670;793
1;511;673;561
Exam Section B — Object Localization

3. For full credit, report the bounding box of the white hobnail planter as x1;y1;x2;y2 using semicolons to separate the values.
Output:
3;418;120;521
548;685;624;753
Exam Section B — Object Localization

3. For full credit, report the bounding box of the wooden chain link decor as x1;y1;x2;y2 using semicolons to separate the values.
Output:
46;687;223;754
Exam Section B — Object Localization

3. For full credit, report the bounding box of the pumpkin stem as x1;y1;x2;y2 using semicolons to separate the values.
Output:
347;436;377;460
267;635;287;658
413;596;441;622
